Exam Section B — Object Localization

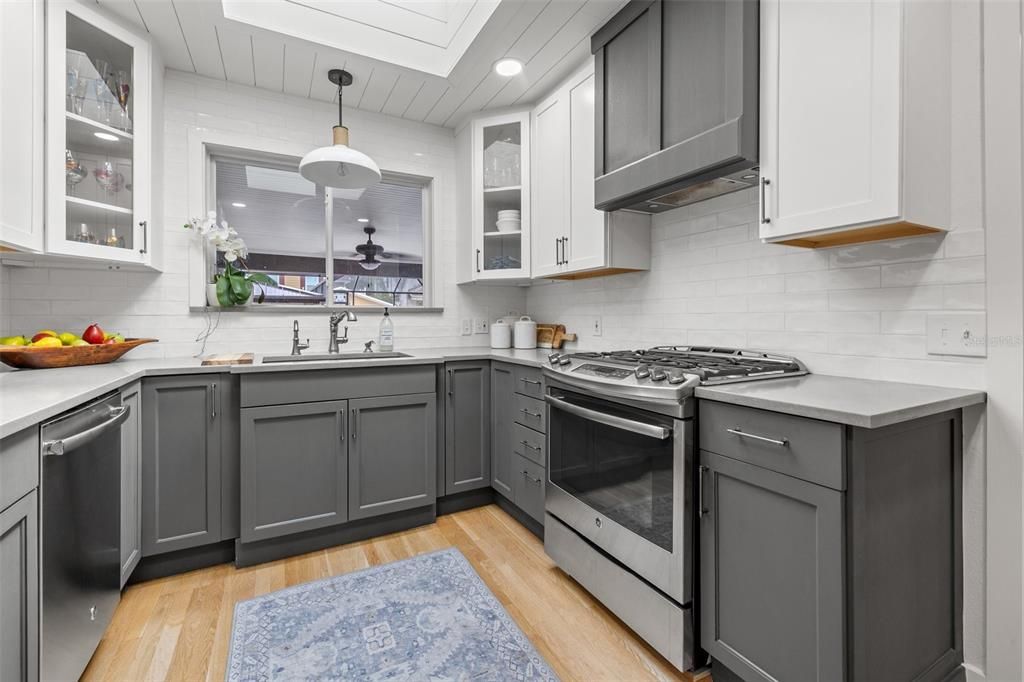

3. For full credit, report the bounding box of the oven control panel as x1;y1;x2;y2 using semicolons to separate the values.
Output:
571;363;634;380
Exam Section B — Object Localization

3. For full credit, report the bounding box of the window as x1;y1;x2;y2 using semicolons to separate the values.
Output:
211;151;428;307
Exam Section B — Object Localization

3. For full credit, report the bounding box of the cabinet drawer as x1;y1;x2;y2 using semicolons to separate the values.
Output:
514;454;545;524
513;365;544;399
699;401;845;490
512;423;546;466
513;393;546;433
0;427;38;512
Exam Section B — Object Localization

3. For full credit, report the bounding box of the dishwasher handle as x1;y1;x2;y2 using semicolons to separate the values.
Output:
42;405;130;456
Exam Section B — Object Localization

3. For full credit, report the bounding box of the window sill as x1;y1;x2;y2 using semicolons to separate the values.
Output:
189;305;444;314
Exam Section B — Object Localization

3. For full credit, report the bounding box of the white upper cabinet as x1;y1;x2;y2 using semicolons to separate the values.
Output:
45;0;161;267
457;110;532;282
531;59;650;280
0;0;44;252
759;0;966;248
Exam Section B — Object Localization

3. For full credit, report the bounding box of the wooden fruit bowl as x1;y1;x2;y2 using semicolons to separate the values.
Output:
0;338;158;369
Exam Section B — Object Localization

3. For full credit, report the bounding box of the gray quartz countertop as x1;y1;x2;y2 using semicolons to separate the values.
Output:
695;374;986;429
0;348;555;438
0;346;986;438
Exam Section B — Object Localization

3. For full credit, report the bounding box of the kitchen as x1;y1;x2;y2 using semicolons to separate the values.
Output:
0;0;1018;680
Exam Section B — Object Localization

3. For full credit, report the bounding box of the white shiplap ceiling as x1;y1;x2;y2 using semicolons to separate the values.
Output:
95;0;628;128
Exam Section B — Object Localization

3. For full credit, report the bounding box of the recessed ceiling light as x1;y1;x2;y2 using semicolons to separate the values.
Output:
494;58;523;77
231;202;246;208
358;218;370;223
94;132;119;142
741;173;757;180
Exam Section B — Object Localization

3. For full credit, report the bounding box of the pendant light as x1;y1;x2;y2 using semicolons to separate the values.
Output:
300;69;381;189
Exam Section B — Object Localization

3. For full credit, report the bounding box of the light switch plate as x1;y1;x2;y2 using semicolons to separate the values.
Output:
591;317;603;337
473;318;489;334
926;312;986;357
460;319;472;336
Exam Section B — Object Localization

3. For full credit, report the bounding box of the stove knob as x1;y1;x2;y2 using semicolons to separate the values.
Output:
548;353;562;365
635;365;651;380
668;371;687;385
650;369;668;382
558;356;572;366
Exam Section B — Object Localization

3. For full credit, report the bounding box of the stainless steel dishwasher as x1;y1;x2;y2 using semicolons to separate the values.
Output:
40;392;127;682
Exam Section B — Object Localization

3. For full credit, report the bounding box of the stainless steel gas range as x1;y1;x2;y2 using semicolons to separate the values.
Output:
541;346;807;671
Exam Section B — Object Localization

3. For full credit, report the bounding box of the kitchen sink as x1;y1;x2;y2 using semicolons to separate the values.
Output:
261;352;411;363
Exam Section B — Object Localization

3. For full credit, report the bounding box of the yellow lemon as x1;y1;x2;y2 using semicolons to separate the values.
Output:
31;336;63;348
58;332;79;346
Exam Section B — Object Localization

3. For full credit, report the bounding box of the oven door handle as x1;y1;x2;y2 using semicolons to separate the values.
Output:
545;395;671;440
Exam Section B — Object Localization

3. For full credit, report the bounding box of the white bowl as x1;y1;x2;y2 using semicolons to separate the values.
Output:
495;219;521;233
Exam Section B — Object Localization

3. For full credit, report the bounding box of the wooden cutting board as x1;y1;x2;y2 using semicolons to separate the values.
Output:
201;352;254;366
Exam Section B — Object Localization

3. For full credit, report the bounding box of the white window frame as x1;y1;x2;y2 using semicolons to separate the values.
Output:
186;128;439;310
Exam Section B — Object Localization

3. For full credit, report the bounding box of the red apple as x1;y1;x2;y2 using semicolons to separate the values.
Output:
30;330;57;343
102;337;118;345
82;323;105;345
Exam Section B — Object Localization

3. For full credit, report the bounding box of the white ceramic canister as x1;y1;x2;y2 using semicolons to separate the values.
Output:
490;318;512;348
513;316;538;349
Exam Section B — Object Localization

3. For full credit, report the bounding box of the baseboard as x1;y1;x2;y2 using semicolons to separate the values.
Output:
234;506;436;568
128;539;236;584
437;487;495;515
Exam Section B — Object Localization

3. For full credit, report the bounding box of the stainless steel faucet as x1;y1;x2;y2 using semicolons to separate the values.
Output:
290;320;310;356
328;311;358;354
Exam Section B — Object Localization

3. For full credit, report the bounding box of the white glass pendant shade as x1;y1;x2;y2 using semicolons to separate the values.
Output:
300;125;381;189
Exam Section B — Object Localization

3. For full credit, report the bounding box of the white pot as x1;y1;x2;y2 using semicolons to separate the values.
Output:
513;316;537;349
207;282;253;307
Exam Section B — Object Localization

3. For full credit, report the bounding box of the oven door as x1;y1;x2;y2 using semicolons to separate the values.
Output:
545;387;693;604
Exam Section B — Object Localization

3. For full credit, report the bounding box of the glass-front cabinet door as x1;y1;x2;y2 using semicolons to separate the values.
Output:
46;1;153;265
471;111;530;279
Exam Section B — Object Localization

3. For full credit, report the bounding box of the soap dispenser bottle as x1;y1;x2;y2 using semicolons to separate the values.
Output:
379;309;394;351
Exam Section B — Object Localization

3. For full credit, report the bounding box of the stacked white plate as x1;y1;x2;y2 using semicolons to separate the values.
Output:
496;209;521;233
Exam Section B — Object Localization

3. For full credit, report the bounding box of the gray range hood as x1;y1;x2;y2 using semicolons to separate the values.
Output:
591;0;759;214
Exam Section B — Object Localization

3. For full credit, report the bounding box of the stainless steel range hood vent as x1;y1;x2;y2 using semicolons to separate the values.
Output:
592;0;759;215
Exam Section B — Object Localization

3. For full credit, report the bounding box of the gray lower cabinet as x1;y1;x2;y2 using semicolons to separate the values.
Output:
700;449;844;682
240;400;348;543
490;363;516;499
444;361;491;495
119;382;142;587
0;491;39;682
142;375;227;556
349;394;437;520
700;401;964;682
512;455;545;523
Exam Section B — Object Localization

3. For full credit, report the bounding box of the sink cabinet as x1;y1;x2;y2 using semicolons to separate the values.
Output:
444;361;491;495
240;400;349;543
699;401;964;682
349;394;436;520
141;375;233;556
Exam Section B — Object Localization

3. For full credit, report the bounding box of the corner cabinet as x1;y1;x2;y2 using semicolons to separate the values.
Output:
759;0;973;248
0;0;44;252
44;0;162;267
444;362;491;494
532;59;651;280
457;110;532;283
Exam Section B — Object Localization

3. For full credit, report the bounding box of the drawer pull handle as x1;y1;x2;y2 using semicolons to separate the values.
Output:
726;428;788;447
520;408;542;419
520;378;542;386
698;465;708;518
519;440;541;451
523;470;542;485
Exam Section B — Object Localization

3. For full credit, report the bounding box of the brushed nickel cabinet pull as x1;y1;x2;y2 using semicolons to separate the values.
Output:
760;178;771;224
727;427;788;447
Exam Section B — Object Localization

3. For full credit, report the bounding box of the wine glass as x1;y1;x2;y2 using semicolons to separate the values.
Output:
65;150;87;195
114;70;131;130
94;162;124;195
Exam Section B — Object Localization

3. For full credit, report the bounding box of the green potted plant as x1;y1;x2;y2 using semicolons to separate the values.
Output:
186;212;275;307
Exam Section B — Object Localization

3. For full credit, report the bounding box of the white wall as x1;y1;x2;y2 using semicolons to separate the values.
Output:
0;70;525;358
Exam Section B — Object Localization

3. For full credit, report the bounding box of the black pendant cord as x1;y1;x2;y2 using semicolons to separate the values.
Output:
337;82;343;127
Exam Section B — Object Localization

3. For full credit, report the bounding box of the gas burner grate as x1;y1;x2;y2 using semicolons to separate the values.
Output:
568;346;807;385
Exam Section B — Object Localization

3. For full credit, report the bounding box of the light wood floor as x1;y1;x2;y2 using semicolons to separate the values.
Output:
83;504;701;682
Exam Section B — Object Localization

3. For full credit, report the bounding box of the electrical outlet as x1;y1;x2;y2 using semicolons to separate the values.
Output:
926;312;986;357
591;316;603;337
460;319;472;336
473;318;489;334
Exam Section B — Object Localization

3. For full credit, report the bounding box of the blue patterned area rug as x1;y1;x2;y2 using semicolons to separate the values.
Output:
226;547;559;681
